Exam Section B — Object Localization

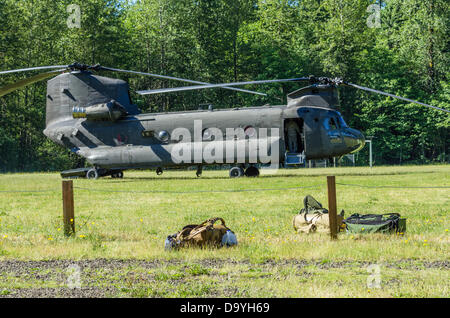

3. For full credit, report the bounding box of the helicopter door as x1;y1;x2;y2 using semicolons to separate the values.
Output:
303;115;324;159
284;119;305;165
284;119;304;154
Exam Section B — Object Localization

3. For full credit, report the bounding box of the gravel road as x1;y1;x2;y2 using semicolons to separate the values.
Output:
1;259;448;298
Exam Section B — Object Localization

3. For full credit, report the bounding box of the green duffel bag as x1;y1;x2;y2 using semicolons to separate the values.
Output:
343;213;405;234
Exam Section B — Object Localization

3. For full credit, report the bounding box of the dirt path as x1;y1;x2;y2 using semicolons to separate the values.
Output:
1;259;448;298
1;258;448;272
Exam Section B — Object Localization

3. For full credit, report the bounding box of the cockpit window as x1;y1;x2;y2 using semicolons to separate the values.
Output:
330;118;338;130
324;117;338;130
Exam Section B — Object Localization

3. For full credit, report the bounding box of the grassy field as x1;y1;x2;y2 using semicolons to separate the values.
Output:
0;165;448;297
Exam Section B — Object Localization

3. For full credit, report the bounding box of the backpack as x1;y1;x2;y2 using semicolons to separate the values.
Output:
293;195;344;233
300;195;329;215
343;213;406;234
165;217;237;250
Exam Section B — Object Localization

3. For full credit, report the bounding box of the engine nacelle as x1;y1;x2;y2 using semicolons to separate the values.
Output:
72;100;127;121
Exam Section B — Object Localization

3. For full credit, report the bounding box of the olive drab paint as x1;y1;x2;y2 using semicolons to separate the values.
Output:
40;70;366;178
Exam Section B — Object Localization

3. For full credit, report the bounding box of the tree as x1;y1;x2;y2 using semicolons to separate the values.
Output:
0;0;448;171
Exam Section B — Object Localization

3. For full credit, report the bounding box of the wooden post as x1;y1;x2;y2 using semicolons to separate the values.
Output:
62;180;75;236
327;176;338;240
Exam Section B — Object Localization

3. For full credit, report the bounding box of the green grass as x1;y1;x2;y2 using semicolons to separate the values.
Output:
0;165;449;297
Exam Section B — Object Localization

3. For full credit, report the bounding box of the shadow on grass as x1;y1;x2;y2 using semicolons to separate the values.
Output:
115;170;440;182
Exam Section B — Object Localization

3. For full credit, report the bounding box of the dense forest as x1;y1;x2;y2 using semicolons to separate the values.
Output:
0;0;448;172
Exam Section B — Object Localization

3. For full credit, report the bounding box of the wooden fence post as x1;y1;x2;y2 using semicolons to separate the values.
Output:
62;180;75;236
327;176;338;240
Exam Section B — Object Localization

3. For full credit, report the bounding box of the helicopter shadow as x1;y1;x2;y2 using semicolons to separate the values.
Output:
113;169;438;182
121;176;231;181
118;173;307;181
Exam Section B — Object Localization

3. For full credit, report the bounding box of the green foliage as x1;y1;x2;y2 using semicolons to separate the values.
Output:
0;0;448;171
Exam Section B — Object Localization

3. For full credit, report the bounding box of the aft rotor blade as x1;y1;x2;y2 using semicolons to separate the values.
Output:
100;66;267;96
0;65;69;75
137;78;309;95
345;82;450;113
0;69;66;97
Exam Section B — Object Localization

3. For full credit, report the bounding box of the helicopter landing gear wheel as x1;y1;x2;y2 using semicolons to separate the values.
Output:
156;167;163;176
229;166;244;178
196;166;203;178
245;166;260;177
86;168;99;180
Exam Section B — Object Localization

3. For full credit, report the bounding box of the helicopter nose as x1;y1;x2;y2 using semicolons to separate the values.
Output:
343;128;365;153
354;132;366;153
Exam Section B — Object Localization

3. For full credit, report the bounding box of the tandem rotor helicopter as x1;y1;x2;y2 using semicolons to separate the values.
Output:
1;63;448;179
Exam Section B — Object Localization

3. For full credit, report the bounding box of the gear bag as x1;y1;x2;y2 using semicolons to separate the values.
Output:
165;217;237;250
343;213;406;234
300;195;329;215
293;195;344;233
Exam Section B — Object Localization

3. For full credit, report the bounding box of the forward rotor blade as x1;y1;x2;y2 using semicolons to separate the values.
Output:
0;65;69;75
137;78;309;95
345;82;450;113
0;69;66;97
100;66;267;96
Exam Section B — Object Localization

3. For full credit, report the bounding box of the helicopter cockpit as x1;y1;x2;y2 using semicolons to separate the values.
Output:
284;107;365;164
323;111;365;155
323;112;348;131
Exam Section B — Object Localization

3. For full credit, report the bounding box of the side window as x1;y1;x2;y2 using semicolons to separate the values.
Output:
329;118;338;130
203;128;213;141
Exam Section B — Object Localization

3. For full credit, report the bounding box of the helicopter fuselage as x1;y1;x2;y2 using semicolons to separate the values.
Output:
40;71;365;177
44;104;365;171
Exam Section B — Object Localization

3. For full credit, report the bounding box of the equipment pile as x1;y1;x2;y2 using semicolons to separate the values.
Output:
293;195;345;233
165;217;237;250
293;195;406;235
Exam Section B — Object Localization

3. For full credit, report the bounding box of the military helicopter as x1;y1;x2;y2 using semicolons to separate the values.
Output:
1;63;448;179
